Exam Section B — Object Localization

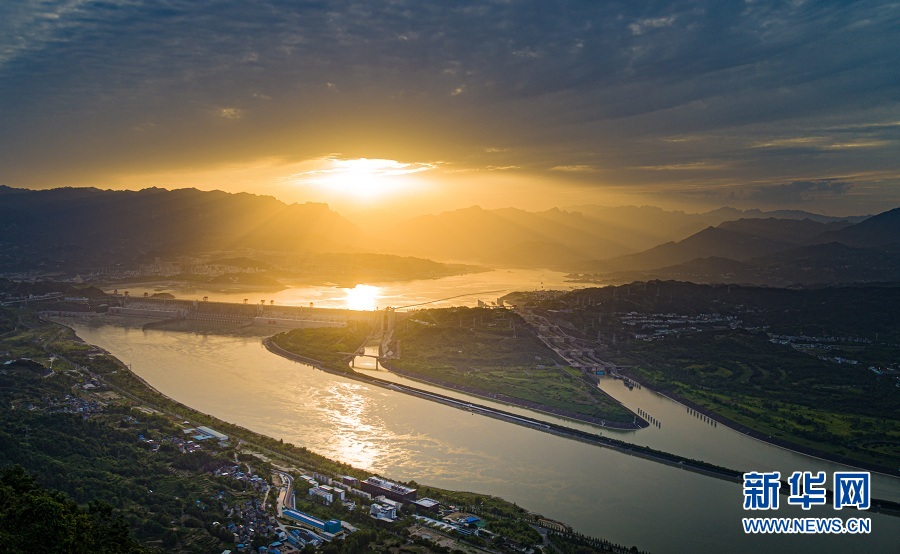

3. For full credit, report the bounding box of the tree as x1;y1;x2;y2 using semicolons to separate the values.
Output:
0;465;147;553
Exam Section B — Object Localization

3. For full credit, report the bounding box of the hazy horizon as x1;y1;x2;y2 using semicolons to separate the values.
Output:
1;2;898;217
0;183;885;222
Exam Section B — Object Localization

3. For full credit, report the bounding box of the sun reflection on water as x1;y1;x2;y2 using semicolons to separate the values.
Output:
321;382;382;470
344;284;380;311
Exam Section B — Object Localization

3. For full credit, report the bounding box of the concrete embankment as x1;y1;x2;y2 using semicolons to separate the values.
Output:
617;370;900;479
379;360;647;431
262;338;745;485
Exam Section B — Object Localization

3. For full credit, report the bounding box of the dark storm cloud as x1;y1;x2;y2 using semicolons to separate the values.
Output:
0;0;897;209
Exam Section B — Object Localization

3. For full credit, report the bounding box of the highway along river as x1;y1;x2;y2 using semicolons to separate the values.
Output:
66;270;898;553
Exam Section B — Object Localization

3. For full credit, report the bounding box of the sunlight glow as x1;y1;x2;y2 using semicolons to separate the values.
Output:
345;284;380;311
323;382;381;470
290;157;434;200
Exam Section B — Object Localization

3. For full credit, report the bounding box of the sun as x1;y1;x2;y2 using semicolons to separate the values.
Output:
345;284;381;311
291;157;434;201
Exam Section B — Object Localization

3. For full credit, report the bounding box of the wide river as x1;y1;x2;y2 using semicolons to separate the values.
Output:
68;269;898;553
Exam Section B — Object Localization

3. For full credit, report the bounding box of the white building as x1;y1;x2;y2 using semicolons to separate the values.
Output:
370;502;397;521
310;486;334;504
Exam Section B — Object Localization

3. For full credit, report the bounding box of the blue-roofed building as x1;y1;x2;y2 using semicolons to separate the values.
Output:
194;425;228;441
282;509;342;534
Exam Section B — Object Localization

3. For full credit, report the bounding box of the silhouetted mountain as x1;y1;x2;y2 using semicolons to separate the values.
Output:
0;186;366;270
376;205;634;266
376;204;865;268
565;209;899;285
2;186;884;277
812;207;900;248
568;205;868;249
702;206;869;224
564;205;724;248
596;226;796;272
574;242;900;287
718;218;851;244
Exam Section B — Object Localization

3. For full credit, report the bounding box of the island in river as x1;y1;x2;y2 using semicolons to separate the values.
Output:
270;307;639;428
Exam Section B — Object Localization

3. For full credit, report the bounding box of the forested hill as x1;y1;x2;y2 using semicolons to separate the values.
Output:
0;186;365;270
558;281;900;340
511;281;900;470
0;465;147;553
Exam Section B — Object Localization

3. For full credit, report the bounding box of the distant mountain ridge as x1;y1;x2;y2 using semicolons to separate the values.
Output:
0;185;887;286
0;186;366;270
813;207;900;247
375;205;634;266
569;208;900;286
374;204;872;268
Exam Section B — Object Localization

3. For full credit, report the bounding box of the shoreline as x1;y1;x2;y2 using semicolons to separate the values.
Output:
68;313;900;477
21;317;669;554
617;369;900;478
376;359;644;430
91;265;492;295
262;337;750;484
262;338;900;516
49;315;900;517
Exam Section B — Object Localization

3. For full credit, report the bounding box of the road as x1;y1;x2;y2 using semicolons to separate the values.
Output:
273;469;295;516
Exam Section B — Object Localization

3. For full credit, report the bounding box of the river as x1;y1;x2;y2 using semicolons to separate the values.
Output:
65;269;899;553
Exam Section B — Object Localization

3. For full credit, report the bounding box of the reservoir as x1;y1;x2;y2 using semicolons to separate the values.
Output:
68;269;899;553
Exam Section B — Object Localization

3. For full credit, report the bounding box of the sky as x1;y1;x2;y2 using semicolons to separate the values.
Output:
0;0;898;216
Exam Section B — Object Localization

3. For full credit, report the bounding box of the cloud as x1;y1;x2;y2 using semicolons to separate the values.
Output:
287;157;436;182
629;16;677;36
0;0;896;214
633;162;730;171
744;179;854;205
216;107;243;119
551;165;597;173
752;136;891;151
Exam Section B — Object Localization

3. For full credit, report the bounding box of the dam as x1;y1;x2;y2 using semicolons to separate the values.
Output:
107;295;384;329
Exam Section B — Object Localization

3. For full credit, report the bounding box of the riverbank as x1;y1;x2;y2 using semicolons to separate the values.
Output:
263;337;745;484
618;368;900;478
24;314;657;552
52;316;900;554
378;359;644;429
263;337;900;516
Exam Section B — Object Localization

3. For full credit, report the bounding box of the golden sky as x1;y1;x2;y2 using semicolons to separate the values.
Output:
1;1;898;216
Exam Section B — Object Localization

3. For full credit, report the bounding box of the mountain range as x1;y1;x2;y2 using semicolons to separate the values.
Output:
0;186;366;270
572;208;900;286
1;185;897;286
370;204;868;268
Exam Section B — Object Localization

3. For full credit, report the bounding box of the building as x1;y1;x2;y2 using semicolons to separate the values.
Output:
282;509;341;534
361;476;417;503
313;472;333;485
309;486;334;504
327;485;346;501
370;502;397;521
347;488;372;501
412;498;440;513
194;426;229;441
374;496;402;512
